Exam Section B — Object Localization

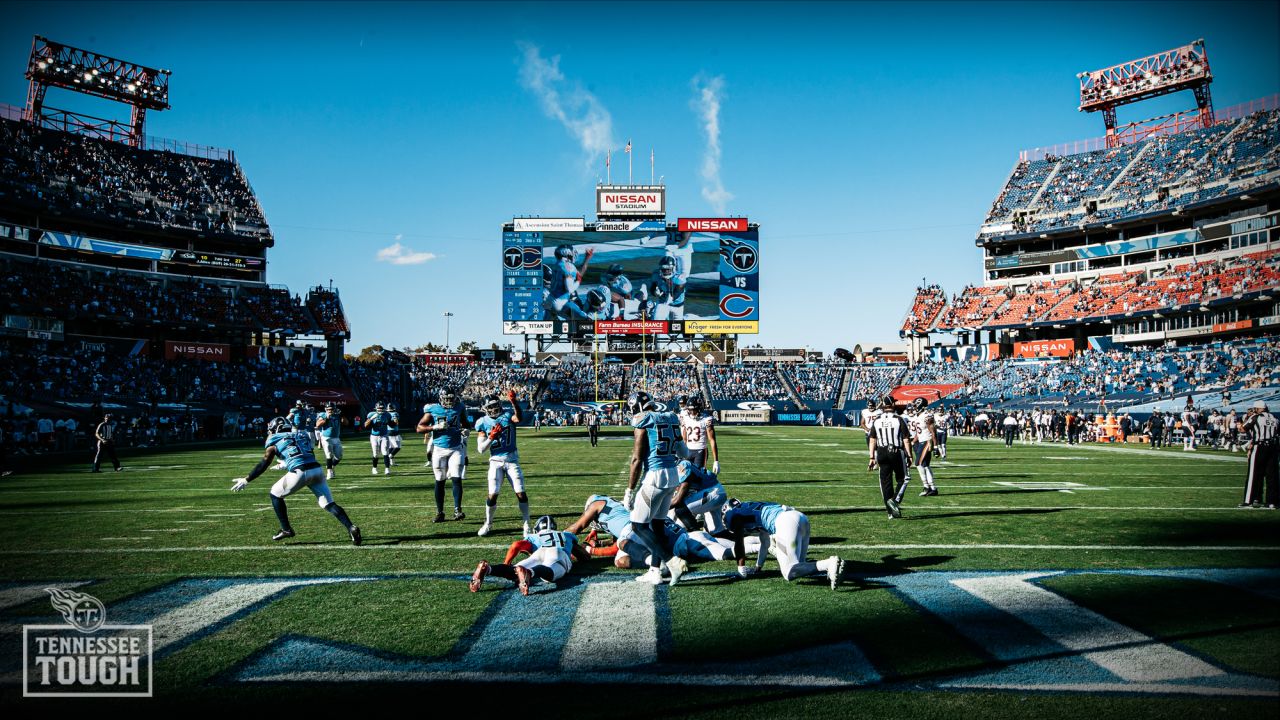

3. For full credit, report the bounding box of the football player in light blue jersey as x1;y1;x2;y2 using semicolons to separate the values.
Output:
417;390;469;523
616;517;741;569
545;244;595;320
624;391;689;586
469;516;590;596
565;494;638;568
231;417;361;545
717;499;843;589
364;402;392;475
315;403;343;480
669;458;728;533
642;255;686;321
577;285;621;321
386;403;403;466
473;390;530;537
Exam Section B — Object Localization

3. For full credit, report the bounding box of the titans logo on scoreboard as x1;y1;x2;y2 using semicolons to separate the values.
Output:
719;235;759;321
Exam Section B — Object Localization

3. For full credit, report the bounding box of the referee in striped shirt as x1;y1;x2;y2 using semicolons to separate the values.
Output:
1240;401;1278;509
867;397;913;519
92;413;122;473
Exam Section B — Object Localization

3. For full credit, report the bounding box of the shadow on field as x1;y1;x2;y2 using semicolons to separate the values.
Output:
732;479;836;486
805;507;888;517
839;553;957;590
1128;517;1280;546
907;508;1063;521
944;488;1060;496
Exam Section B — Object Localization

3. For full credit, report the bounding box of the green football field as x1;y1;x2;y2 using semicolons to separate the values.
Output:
1;425;1277;716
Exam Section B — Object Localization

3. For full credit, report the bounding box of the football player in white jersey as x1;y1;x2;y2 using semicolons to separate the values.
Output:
678;394;719;472
469;515;589;596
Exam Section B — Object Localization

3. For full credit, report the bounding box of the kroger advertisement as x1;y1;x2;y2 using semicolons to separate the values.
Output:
502;224;760;335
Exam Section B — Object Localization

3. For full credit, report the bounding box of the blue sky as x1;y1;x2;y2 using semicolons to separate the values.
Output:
1;1;1275;353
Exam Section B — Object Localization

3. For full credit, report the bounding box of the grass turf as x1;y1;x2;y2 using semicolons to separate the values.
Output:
1;425;1276;716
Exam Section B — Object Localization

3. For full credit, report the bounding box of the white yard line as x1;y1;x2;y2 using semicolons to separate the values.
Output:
561;582;656;669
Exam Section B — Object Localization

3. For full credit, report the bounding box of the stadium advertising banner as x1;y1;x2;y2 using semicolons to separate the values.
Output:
513;218;585;232
502;226;761;336
774;410;825;425
719;408;771;424
415;353;473;365
596;188;665;217
1014;339;1075;358
742;348;806;363
164;340;230;362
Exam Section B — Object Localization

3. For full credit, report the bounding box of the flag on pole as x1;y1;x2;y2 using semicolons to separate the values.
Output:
624;141;631;154
626;140;632;184
650;147;655;184
606;150;611;184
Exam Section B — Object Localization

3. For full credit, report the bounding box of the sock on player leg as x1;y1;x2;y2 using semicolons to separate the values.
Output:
325;503;354;531
485;499;496;525
270;494;291;531
518;500;530;525
451;477;463;512
433;480;446;514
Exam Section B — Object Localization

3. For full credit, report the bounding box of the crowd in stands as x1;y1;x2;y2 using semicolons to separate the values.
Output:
462;364;546;403
630;361;703;403
306;286;350;337
901;284;946;335
845;365;908;402
786;365;844;404
981;108;1280;238
544;363;624;402
0;256;320;334
406;361;473;407
937;285;1008;329
0;117;270;241
706;364;792;401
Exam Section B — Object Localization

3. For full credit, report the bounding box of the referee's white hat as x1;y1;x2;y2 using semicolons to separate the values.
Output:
1254;400;1268;411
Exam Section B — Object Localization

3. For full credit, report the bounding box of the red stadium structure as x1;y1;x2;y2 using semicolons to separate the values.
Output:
1078;39;1213;148
23;35;170;148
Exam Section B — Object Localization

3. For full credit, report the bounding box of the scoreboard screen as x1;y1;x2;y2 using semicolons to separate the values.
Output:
502;227;759;336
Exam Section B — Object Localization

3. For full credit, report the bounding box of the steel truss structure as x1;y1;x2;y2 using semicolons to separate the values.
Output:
23;35;170;147
1078;39;1213;148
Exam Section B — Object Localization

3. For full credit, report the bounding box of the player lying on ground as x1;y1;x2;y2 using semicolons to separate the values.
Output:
469;515;590;595
567;494;761;570
716;499;842;590
231;417;362;545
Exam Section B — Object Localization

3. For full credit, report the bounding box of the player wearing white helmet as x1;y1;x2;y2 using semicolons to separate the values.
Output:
678;393;719;472
364;402;392;475
473;390;530;536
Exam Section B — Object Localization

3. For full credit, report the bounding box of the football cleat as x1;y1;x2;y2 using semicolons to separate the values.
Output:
477;523;492;537
515;565;533;596
827;556;844;591
453;510;466;521
432;512;446;523
667;556;688;587
635;567;664;585
522;522;531;536
919;488;938;497
349;526;363;546
383;467;390;475
272;529;296;541
371;467;378;475
885;499;901;519
326;469;334;480
469;560;490;593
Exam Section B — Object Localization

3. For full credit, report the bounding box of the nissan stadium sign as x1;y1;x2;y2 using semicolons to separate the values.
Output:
678;218;748;232
596;186;665;218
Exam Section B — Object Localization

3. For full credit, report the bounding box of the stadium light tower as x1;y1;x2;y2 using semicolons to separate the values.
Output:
443;312;454;352
23;35;171;147
1078;39;1213;148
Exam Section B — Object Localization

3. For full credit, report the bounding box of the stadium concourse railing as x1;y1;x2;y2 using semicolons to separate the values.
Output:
1018;94;1279;162
0;102;235;161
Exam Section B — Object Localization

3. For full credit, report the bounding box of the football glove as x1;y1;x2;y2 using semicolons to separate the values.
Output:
623;488;634;511
507;389;518;402
488;424;504;440
231;478;249;492
737;565;756;578
712;460;720;474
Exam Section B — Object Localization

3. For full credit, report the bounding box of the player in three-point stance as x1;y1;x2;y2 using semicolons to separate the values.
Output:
418;390;468;523
474;390;531;536
364;402;392;475
716;499;842;589
231;417;361;545
623;391;689;586
669;458;729;532
315;403;343;480
469;515;589;596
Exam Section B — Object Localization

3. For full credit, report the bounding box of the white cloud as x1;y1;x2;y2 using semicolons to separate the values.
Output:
376;242;436;266
517;42;616;164
691;74;733;214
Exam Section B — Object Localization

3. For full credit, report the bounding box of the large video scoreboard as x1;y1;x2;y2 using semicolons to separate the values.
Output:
502;219;759;336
